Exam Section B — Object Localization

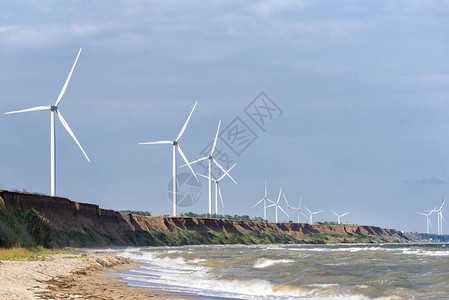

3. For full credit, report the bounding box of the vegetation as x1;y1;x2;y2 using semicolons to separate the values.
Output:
0;247;67;261
119;210;152;216
0;207;52;248
51;229;116;248
180;212;265;222
411;233;449;243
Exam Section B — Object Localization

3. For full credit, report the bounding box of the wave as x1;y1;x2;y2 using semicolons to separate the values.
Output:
253;258;295;269
117;248;370;299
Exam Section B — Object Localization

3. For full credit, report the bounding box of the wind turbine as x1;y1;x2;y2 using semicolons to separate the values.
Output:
267;187;286;222
436;198;446;235
139;101;199;217
185;120;233;215
303;205;324;225
330;210;350;225
5;48;90;196
290;196;302;223
197;163;237;215
417;209;435;234
252;180;275;221
282;193;296;222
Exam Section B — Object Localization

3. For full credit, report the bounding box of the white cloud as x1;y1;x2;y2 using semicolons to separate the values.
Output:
253;0;306;17
0;24;106;49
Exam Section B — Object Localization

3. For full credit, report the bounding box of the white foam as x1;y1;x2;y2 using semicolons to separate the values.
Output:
253;258;295;269
400;249;449;257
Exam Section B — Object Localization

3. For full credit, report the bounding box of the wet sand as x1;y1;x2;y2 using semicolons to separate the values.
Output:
0;250;179;299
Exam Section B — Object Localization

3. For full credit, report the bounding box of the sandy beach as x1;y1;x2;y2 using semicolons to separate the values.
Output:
0;250;178;299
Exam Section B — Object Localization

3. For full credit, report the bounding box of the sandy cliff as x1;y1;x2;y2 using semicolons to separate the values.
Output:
0;189;411;246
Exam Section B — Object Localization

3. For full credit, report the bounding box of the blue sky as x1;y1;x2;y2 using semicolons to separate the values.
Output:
1;0;449;233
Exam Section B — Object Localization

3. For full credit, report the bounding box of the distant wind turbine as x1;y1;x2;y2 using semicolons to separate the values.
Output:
303;205;324;225
331;210;350;225
197;163;237;215
282;193;295;222
185;120;233;215
252;180;275;221
417;208;435;234
437;197;446;235
267;187;287;222
139;101;199;217
5;48;90;196
290;196;303;223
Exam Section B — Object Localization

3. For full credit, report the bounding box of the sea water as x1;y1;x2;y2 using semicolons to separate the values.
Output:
116;244;449;299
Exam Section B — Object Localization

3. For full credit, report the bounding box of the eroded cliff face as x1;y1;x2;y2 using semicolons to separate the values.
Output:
0;189;411;246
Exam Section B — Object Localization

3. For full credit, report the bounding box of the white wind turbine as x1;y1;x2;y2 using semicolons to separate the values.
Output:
304;205;324;225
185;120;233;215
252;180;275;221
330;210;350;225
5;48;90;196
197;163;237;215
290;196;302;223
417;208;435;234
267;187;287;222
436;198;446;235
139;101;199;217
282;193;296;222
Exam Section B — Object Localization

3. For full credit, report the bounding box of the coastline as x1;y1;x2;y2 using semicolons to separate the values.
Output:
0;249;179;299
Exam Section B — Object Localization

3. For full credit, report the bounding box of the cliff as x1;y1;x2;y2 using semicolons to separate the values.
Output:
0;189;411;247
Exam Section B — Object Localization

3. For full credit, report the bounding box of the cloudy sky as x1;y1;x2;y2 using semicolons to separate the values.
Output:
1;0;449;232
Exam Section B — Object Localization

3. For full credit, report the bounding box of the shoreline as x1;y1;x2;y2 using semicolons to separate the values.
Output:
0;249;180;299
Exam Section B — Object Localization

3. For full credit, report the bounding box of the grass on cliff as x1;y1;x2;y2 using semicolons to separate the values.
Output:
0;207;52;248
0;246;67;261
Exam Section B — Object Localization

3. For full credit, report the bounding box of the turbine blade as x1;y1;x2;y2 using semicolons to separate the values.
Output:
213;158;237;184
277;187;283;204
314;210;324;215
139;141;172;145
265;179;267;198
331;210;338;216
196;173;210;180
210;120;221;155
57;110;90;162
279;205;287;216
176;101;198;142
304;205;311;214
55;48;82;107
217;163;237;181
252;198;265;208
266;203;276;208
218;184;224;208
341;212;350;217
177;145;199;182
417;212;426;216
283;193;289;207
5;106;51;114
181;156;208;167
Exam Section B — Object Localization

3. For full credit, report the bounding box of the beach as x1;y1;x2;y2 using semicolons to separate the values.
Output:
0;250;177;299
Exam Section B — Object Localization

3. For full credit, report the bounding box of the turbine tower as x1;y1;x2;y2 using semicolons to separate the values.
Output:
139;101;199;217
5;48;90;196
186;120;233;215
304;205;324;225
197;163;237;215
330;210;350;225
436;198;446;235
267;187;286;222
417;209;435;234
253;180;274;221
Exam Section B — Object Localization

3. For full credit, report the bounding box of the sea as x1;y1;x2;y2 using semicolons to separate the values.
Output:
116;243;449;299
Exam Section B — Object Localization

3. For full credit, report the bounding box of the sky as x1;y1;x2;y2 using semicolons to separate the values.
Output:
1;0;449;233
